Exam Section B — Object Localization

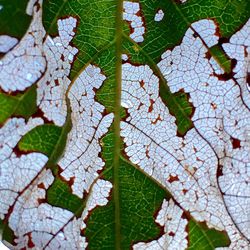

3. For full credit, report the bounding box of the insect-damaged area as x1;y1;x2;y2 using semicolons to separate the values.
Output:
0;0;249;249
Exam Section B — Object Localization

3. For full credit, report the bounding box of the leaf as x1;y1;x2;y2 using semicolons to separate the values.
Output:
0;85;37;123
187;220;230;250
0;0;31;38
0;0;249;249
18;124;63;156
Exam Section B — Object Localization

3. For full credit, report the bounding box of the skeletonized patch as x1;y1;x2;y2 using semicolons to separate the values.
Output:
0;1;46;92
0;0;78;127
58;65;114;198
121;58;249;247
122;54;129;61
8;169;67;249
154;9;164;22
158;18;250;242
26;0;38;15
37;17;78;126
0;35;18;53
123;1;145;43
191;19;219;48
157;18;250;243
0;117;47;219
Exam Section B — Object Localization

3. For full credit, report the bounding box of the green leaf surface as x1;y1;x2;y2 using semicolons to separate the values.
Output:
0;85;37;123
0;0;31;38
18;124;63;156
188;220;230;250
47;178;83;214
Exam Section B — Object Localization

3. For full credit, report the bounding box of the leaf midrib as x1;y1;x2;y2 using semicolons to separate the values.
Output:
113;0;123;249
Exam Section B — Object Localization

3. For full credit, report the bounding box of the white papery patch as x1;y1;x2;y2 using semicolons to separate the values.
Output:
26;0;37;15
0;0;78;127
122;54;129;61
0;118;47;219
157;18;250;243
123;1;145;43
58;65;114;198
37;17;78;126
0;35;18;53
154;9;164;22
8;169;74;250
191;19;219;47
0;1;46;92
121;58;249;247
133;199;188;250
121;63;226;230
45;217;88;250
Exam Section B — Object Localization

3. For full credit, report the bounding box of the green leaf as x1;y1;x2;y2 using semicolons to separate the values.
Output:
18;124;63;156
188;220;230;250
0;0;31;38
0;85;37;123
47;178;83;214
0;0;249;249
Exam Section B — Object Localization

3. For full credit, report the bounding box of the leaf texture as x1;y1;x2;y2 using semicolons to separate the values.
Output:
0;0;249;249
